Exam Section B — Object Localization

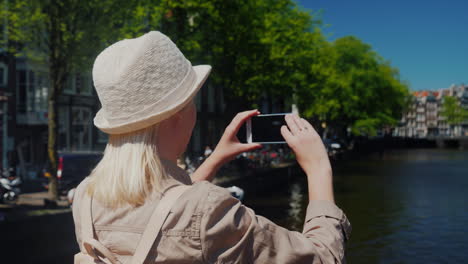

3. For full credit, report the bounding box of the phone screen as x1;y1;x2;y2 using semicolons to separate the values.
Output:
237;113;289;144
251;114;287;143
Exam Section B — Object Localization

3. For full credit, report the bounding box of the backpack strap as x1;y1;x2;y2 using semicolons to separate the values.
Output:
80;193;94;243
130;184;191;264
81;192;120;264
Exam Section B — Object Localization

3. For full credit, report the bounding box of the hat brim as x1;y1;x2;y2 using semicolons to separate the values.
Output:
94;65;212;134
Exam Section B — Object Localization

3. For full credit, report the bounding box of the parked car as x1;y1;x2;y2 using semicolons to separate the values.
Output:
43;152;103;200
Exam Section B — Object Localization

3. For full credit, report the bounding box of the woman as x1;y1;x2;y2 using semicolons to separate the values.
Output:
73;31;351;264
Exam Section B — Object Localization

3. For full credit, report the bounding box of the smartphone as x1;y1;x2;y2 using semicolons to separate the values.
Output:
237;113;290;144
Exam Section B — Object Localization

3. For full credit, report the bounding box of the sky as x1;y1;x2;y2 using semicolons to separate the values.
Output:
296;0;468;91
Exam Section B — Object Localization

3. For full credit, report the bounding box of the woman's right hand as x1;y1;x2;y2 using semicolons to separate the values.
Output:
280;114;334;202
191;110;262;183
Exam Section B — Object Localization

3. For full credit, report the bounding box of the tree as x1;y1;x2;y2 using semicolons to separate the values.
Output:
440;96;468;133
248;1;326;111
113;1;409;138
119;0;326;112
2;0;412;194
300;36;409;136
2;0;133;201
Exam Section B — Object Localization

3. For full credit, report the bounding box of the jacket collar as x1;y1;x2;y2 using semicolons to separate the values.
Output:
160;159;192;187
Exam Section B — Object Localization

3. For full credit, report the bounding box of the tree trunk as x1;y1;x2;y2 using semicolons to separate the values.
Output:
46;0;64;202
47;71;59;201
47;60;67;202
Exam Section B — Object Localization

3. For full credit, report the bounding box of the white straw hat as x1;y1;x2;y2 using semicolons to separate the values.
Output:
92;31;211;134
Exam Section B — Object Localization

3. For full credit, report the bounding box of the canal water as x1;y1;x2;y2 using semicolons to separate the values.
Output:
242;149;468;264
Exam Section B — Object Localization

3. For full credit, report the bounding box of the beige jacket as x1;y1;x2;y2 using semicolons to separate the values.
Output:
73;160;351;263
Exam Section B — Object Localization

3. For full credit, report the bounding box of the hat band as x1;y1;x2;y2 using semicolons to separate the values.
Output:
101;61;197;123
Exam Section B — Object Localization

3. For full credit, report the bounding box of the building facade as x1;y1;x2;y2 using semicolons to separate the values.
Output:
0;52;230;179
1;56;107;179
0;52;9;171
394;84;468;138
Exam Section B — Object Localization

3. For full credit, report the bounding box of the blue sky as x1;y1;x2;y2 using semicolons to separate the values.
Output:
296;0;468;91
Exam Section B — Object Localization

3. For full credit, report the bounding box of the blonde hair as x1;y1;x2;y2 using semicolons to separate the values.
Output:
87;124;169;207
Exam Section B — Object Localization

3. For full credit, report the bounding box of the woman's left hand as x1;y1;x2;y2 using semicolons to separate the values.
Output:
191;110;262;182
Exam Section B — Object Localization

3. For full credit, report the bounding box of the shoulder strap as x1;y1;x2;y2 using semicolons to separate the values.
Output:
81;193;94;242
81;192;120;264
130;184;191;264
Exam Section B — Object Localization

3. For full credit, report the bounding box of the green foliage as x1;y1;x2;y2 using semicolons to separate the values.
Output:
440;96;468;125
2;0;132;72
1;0;135;200
299;36;410;136
1;0;411;140
114;0;325;110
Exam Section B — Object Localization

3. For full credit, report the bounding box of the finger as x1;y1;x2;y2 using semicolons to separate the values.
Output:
240;143;262;153
300;118;314;131
285;114;300;135
292;114;305;133
228;109;260;135
300;118;320;138
280;125;294;142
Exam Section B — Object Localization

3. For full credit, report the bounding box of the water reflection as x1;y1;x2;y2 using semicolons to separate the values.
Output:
286;182;304;231
244;149;468;264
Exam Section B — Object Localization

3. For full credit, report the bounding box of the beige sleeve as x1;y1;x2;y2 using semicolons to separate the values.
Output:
200;186;351;264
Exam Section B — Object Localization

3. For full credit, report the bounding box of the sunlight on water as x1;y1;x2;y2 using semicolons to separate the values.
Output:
245;149;468;264
287;182;304;231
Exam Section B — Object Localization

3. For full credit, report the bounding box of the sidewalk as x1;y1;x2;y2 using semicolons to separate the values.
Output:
0;192;70;223
1;192;69;208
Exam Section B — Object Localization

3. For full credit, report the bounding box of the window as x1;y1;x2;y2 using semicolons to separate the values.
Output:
26;70;35;112
207;120;216;145
97;129;108;144
75;73;82;93
191;122;201;153
64;72;92;95
207;84;215;112
64;74;75;94
71;107;92;150
195;92;202;112
58;106;70;150
0;63;6;86
34;73;48;112
76;73;92;95
417;115;425;122
16;67;47;113
16;69;27;113
17;139;32;164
